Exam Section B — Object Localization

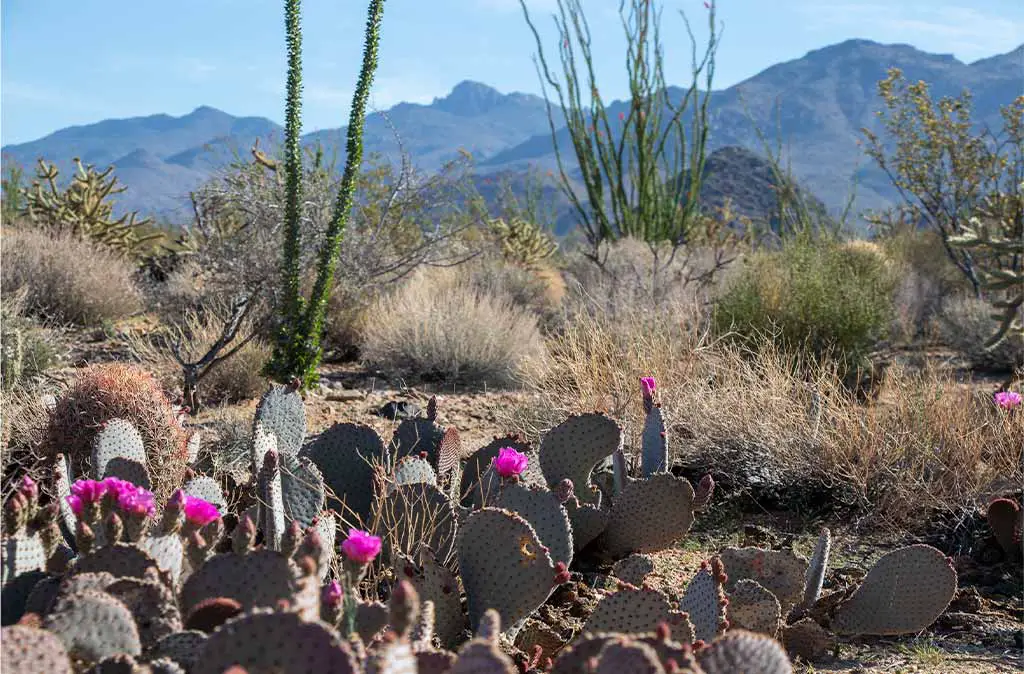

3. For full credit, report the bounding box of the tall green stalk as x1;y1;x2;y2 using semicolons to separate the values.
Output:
518;0;718;265
265;0;387;387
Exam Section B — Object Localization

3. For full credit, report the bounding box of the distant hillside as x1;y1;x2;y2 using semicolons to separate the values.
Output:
3;39;1021;229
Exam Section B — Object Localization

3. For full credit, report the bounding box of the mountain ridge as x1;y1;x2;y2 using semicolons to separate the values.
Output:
3;39;1021;229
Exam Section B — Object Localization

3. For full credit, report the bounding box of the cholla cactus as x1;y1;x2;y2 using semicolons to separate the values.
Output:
948;181;1024;349
18;158;161;258
488;215;558;269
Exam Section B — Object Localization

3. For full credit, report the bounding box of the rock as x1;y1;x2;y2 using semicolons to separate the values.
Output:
376;401;421;420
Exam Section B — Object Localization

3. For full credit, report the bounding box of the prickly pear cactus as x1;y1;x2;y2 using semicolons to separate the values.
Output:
718;547;808;612
391;417;446;465
253;384;306;457
43;589;142;663
1;624;73;674
182;476;227;514
448;638;517;674
192;609;359;674
679;558;728;645
456;507;563;640
611;554;655;587
302;422;387;525
591;636;665;674
831;544;957;636
726;579;781;637
377;483;459;567
695;629;793;674
179;549;301;618
151;630;207;671
780;618;833;662
460;435;532;506
397;548;465;649
279;453;325;530
495;481;574;567
539;413;622;504
91;419;153;490
69;543;162;583
803;528;831;607
582;586;680;637
104;574;183;648
986;498;1022;561
640;405;668;478
602;473;697;556
392;455;438;490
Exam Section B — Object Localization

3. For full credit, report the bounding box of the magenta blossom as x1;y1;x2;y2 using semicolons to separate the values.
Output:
322;580;344;606
19;476;37;500
183;496;220;527
67;479;110;517
341;529;382;564
640;377;657;398
492;447;529;478
995;390;1022;410
103;478;155;518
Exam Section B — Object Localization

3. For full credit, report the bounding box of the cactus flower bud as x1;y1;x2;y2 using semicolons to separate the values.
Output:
322;580;344;607
19;476;37;501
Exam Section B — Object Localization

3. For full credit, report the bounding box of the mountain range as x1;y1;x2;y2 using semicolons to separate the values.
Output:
3;39;1022;233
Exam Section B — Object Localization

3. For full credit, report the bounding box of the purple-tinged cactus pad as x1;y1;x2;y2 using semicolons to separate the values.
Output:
602;473;696;556
1;624;73;674
696;629;793;674
539;413;622;504
44;589;142;664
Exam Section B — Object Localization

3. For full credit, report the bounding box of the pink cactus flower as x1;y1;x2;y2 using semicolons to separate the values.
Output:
183;496;220;527
19;476;37;500
67;479;110;516
120;488;156;518
640;377;656;398
322;580;344;606
995;390;1022;410
492;447;529;478
341;529;382;564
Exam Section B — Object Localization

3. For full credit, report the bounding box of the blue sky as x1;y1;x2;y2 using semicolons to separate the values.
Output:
2;0;1022;145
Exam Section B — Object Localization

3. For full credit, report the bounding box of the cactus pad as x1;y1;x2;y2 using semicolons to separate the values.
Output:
397;549;465;649
253;385;306;457
718;547;808;612
105;575;182;648
279;454;326;530
70;543;162;582
565;499;609;553
612;554;656;587
780;618;833;661
803;528;831;607
182;476;227;514
986;498;1022;561
139;534;184;583
44;589;142;663
152;630;207;671
679;559;727;644
695;629;793;674
495;481;574;567
640;406;668;478
582;586;674;636
726;579;782;637
192;609;358;674
592;637;664;674
2;624;73;674
539;413;621;504
392;455;438;490
302;422;387;525
179;549;298;616
831;544;956;636
448;638;517;674
456;507;559;639
91;419;152;489
377;483;459;566
602;473;696;556
391;418;445;464
460;435;531;506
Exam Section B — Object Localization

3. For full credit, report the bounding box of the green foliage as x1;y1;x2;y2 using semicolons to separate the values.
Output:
266;0;387;388
518;0;719;257
948;183;1023;350
17;158;164;258
488;215;557;270
713;235;897;375
861;71;1022;296
1;158;26;224
0;293;62;393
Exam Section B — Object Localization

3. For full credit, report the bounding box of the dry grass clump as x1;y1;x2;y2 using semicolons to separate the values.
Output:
1;387;53;504
360;266;546;387
126;299;270;405
513;305;1022;527
937;295;1024;371
44;363;190;503
1;227;142;327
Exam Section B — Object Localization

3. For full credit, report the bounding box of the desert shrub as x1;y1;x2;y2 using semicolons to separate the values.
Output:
939;295;1024;371
359;266;546;387
713;235;897;375
44;363;190;503
1;288;64;391
1;227;142;327
127;299;271;406
1;387;53;504
512;308;1022;527
562;238;722;325
464;259;566;332
879;228;972;341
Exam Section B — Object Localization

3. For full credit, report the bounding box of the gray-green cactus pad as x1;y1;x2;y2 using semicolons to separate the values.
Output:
539;413;621;504
602;473;696;556
495;481;574;567
44;589;142;663
92;418;152;490
254;385;306;457
302;422;386;526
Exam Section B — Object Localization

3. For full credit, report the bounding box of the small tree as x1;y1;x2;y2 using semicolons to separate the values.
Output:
264;0;387;387
518;0;730;292
861;70;1023;296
